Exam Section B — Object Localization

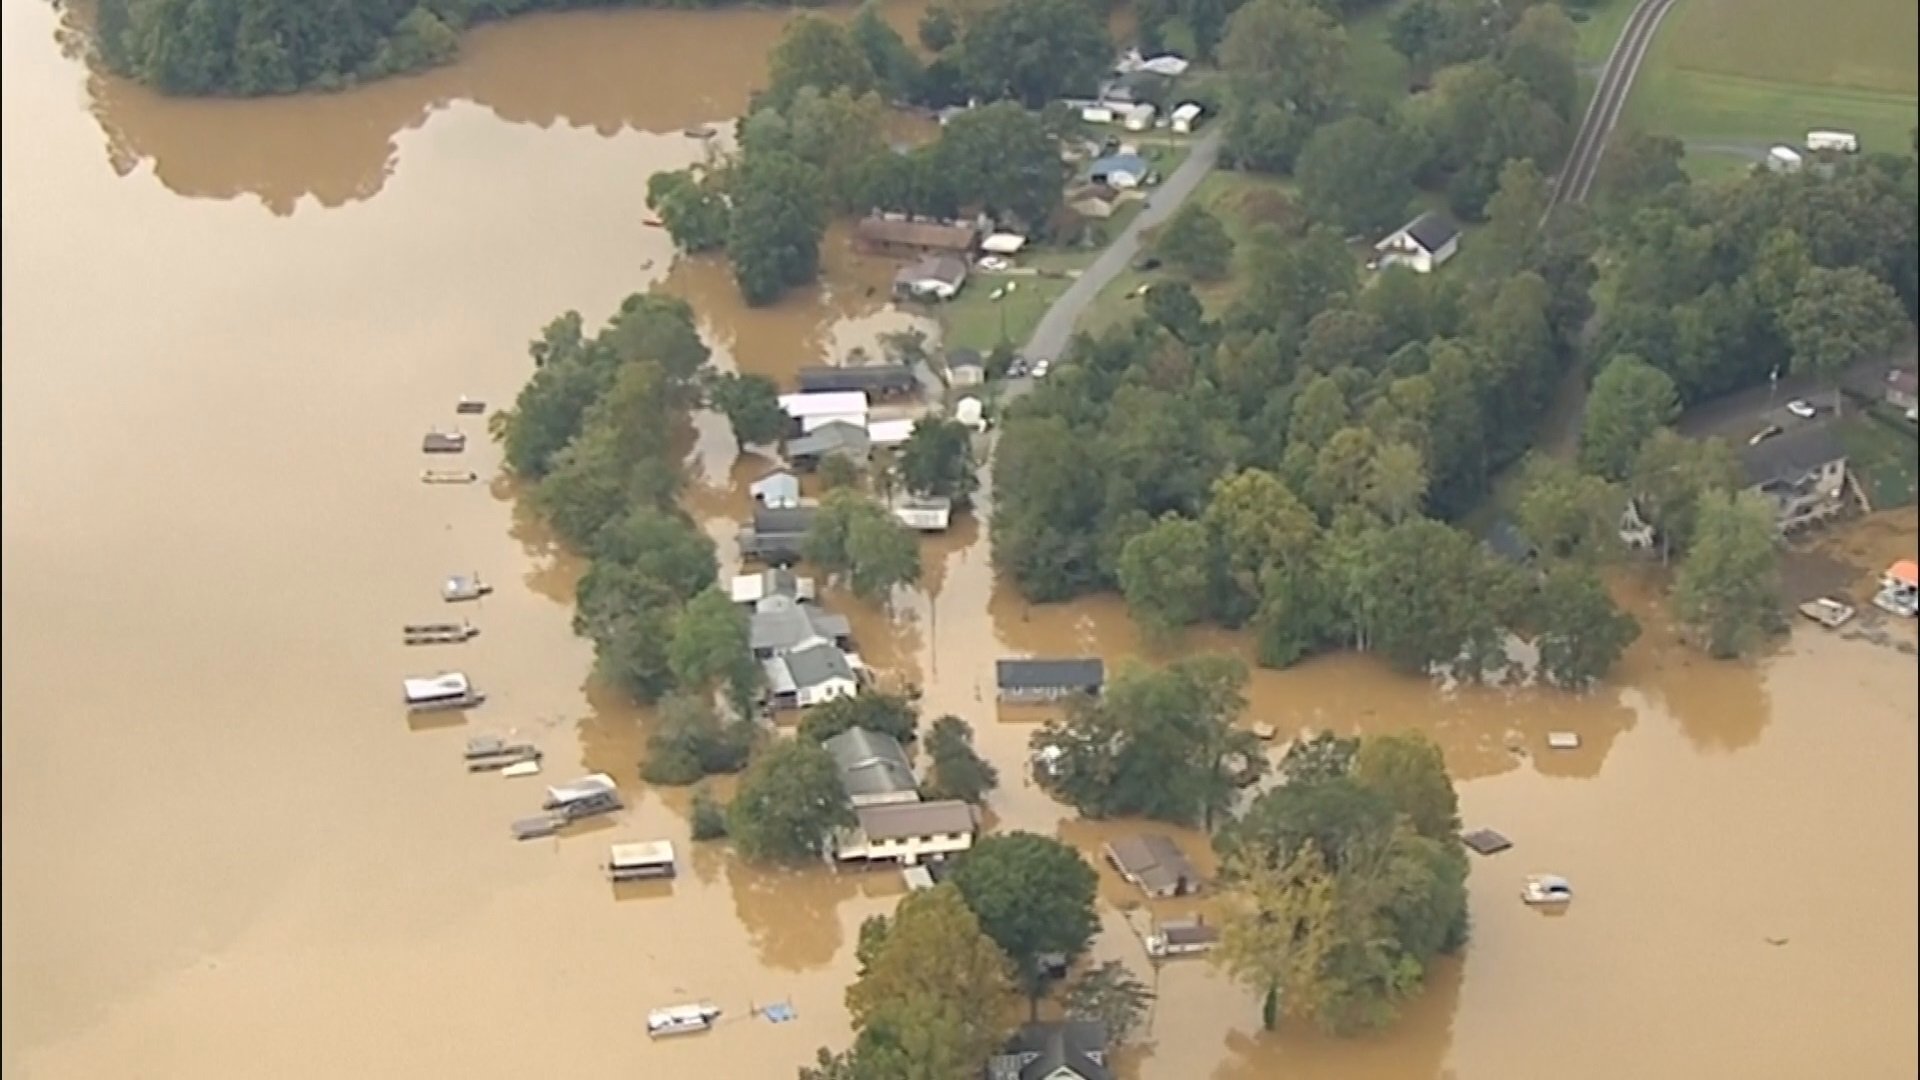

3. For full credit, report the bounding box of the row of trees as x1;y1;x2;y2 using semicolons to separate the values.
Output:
1214;731;1470;1034
648;9;1079;304
492;295;782;705
1217;0;1579;223
991;151;1634;684
1590;147;1917;405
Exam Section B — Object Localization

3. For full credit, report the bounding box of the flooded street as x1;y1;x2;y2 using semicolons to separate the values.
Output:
3;1;1916;1077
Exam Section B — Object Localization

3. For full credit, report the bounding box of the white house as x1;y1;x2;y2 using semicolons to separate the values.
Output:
831;799;977;866
730;567;816;606
980;233;1028;257
1121;102;1157;132
892;254;969;301
1079;104;1115;125
1169;102;1203;134
779;391;868;434
1373;211;1461;274
1139;53;1189;77
749;468;802;509
954;397;986;430
762;642;860;710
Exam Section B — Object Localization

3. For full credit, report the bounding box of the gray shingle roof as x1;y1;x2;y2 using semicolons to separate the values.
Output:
1402;211;1460;253
797;364;917;393
783;642;855;689
751;505;817;536
1104;834;1199;895
988;1021;1111;1080
750;595;851;653
854;799;974;841
824;726;918;799
995;658;1105;691
1739;422;1846;487
788;421;871;460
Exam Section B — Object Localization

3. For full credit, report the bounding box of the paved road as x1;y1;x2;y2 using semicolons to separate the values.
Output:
1549;0;1681;209
998;127;1225;404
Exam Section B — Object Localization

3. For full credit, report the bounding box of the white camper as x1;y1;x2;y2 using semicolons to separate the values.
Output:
1767;145;1804;172
1170;102;1203;134
1122;103;1157;132
1805;130;1859;154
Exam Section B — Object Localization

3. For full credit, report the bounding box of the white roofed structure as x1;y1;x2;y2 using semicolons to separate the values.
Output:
980;233;1028;255
779;391;869;425
403;672;470;701
867;418;917;447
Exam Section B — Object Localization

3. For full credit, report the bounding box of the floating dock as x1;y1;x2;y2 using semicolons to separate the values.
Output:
404;621;479;645
465;736;542;772
421;469;478;485
512;815;560;841
1798;597;1857;629
455;396;487;415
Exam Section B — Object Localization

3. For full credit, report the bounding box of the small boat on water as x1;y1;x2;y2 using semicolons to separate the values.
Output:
421;469;478;485
422;430;467;454
442;574;492;602
455;396;487;415
404;620;479;645
1797;596;1856;629
648;1003;722;1038
543;773;623;821
643;217;666;228
404;671;486;713
683;125;714;139
1521;874;1574;906
512;814;560;841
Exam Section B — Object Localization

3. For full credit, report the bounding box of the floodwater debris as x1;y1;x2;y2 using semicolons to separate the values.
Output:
1547;732;1582;750
1463;828;1513;855
421;469;478;484
464;736;541;772
501;759;541;779
455;396;486;414
421;430;467;454
1522;874;1574;905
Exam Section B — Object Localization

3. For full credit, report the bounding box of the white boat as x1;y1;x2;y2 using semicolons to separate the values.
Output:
442;574;493;602
544;773;623;821
403;672;484;712
647;1002;722;1038
1522;874;1574;905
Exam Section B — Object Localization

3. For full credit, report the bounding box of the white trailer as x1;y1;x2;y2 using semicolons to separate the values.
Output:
1805;130;1859;153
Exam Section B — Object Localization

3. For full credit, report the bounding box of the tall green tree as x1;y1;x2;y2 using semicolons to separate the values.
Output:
667;587;760;713
806;490;924;601
1220;0;1347;118
797;692;921;746
843;884;1016;1077
647;169;729;253
1116;514;1214;638
1628;430;1741;560
960;0;1111;108
1296;117;1416;236
1782;266;1907;412
764;16;876;111
1515;455;1622;563
1153;203;1236;280
899;418;980;503
951;832;1101;1007
706;371;788;448
1062;961;1155;1044
934;103;1065;225
1534;565;1640;689
641;694;755;785
1672;492;1783;658
923;716;1000;804
1580;355;1680;480
728;149;828;305
1350;731;1459;841
727;740;854;862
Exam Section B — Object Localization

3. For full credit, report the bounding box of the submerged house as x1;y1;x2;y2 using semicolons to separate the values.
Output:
824;725;920;808
730;568;816;606
796;364;920;398
986;1021;1112;1080
1738;422;1850;533
1104;833;1201;898
890;494;953;533
855;215;979;259
1374;211;1461;274
995;658;1106;703
738;506;817;566
786;421;872;472
831;799;977;866
762;641;860;710
750;594;853;658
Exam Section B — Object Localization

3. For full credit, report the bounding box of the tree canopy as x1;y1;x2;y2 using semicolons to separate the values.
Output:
951;832;1101;1002
727;740;854;862
806;490;924;602
1672;492;1784;658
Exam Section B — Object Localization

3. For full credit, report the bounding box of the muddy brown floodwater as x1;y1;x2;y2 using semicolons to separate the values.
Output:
3;1;1916;1078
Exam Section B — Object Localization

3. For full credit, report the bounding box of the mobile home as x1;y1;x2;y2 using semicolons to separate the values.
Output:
1805;130;1859;153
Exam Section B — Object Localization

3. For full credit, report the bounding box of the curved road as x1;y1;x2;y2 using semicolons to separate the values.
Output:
1549;0;1682;209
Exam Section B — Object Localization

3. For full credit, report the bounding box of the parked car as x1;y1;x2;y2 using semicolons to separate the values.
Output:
1032;359;1052;379
978;255;1010;272
1786;399;1817;419
1008;358;1030;378
1748;424;1782;446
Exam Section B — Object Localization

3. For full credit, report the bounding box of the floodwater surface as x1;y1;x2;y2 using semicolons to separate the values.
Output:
4;2;1917;1078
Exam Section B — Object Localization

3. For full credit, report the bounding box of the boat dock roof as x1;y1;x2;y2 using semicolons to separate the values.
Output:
610;840;676;867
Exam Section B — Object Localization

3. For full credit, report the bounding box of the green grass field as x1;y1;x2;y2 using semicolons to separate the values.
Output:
1625;0;1919;169
1838;416;1919;509
941;274;1072;354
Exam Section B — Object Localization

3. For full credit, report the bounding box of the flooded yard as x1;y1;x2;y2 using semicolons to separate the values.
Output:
3;1;1916;1077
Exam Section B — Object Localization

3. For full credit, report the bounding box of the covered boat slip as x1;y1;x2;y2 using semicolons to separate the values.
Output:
402;671;485;711
464;735;541;772
607;840;678;881
543;773;623;821
441;574;493;602
403;621;479;645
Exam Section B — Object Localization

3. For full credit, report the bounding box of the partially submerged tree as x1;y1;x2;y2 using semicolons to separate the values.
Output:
951;832;1100;1009
1672;491;1784;658
728;740;853;862
922;716;1000;804
1062;961;1155;1045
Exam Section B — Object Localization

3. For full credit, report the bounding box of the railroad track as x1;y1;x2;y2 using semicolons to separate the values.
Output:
1549;0;1682;210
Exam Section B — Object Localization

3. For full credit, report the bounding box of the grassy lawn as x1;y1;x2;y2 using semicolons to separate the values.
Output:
1623;0;1919;162
1342;1;1412;108
1837;416;1919;509
940;274;1073;354
1572;0;1638;66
